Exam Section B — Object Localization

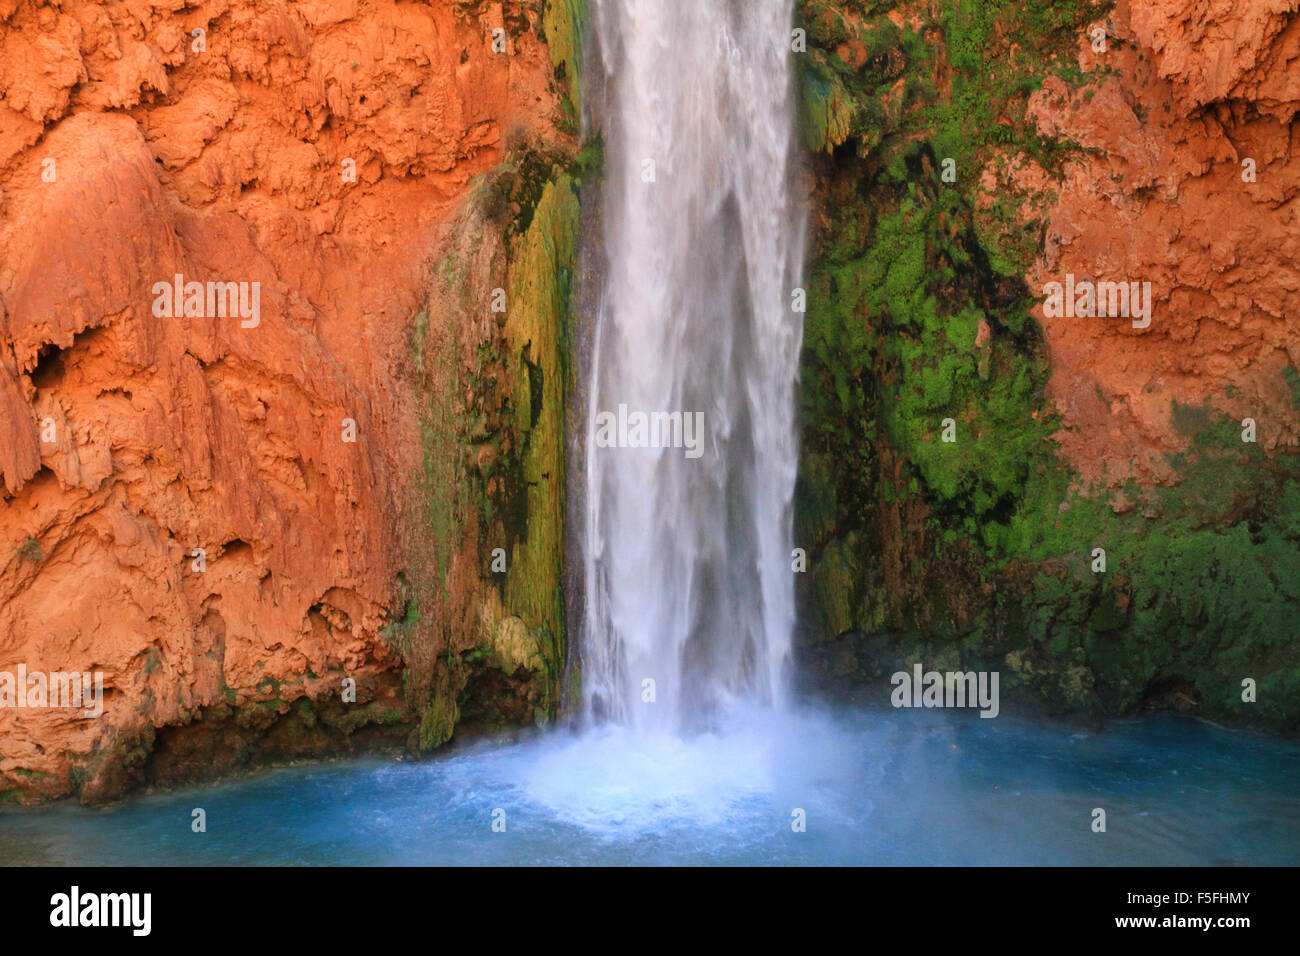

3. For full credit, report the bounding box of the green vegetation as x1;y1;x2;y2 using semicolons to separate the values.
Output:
395;140;583;750
357;2;591;752
794;0;1300;730
499;174;579;720
542;0;586;123
11;536;42;562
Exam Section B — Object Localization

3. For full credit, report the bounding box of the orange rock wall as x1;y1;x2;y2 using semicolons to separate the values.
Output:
0;0;562;800
1026;0;1299;486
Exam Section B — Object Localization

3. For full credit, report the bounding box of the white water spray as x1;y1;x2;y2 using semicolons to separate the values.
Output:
582;0;806;732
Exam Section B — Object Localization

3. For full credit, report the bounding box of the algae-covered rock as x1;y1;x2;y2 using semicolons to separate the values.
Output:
793;0;1300;732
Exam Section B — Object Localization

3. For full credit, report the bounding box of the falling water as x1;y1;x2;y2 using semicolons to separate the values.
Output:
582;0;806;732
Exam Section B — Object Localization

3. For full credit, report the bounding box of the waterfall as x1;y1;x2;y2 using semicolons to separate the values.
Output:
581;0;806;733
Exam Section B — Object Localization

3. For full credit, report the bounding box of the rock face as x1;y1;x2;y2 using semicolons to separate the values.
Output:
794;0;1300;730
1026;0;1300;486
0;0;574;802
3;0;1296;803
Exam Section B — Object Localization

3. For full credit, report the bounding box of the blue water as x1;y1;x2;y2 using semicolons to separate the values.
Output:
2;708;1297;865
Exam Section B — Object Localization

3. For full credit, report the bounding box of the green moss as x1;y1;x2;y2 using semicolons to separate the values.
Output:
804;176;1054;543
795;0;1300;731
499;174;580;718
379;597;420;647
418;694;458;750
542;0;586;125
256;675;284;695
11;536;42;562
1283;365;1300;409
568;134;604;183
393;145;581;750
67;765;88;795
801;54;855;153
811;535;869;637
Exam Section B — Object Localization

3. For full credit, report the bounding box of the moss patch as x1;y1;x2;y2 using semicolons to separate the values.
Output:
393;146;582;752
794;0;1300;731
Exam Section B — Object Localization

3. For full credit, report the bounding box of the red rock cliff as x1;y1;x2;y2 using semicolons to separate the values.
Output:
0;0;565;801
1025;0;1299;486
